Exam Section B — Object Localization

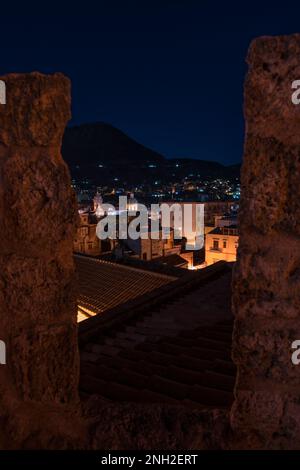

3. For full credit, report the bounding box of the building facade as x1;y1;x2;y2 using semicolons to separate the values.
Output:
205;225;238;265
74;212;101;257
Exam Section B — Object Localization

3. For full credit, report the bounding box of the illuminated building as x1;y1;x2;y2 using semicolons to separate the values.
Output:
93;189;105;218
74;212;101;256
126;192;138;212
124;225;180;261
205;225;238;265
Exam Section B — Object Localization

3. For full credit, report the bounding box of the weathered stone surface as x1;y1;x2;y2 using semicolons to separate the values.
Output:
231;34;300;449
0;72;83;448
83;397;231;450
7;39;300;449
0;72;70;147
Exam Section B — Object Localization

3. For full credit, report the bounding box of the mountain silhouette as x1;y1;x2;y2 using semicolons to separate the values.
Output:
62;122;240;183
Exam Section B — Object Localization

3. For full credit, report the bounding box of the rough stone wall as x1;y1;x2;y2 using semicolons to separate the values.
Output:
0;73;84;448
231;35;300;449
83;399;230;450
5;38;300;450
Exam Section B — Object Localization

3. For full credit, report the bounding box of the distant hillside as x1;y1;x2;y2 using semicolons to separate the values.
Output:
62;122;240;183
62;122;164;167
167;158;240;179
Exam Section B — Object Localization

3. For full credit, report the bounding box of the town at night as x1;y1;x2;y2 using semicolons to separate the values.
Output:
1;0;300;464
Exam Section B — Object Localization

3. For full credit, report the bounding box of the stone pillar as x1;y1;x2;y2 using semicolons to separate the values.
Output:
0;73;82;448
231;35;300;449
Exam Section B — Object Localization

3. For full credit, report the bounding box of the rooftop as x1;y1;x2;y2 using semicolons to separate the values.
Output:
208;226;238;235
75;254;176;321
151;253;188;268
79;262;235;411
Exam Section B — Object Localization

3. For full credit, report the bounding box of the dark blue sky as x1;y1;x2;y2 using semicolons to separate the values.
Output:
0;1;299;164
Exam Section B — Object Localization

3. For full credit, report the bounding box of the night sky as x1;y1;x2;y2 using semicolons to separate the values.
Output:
0;1;299;164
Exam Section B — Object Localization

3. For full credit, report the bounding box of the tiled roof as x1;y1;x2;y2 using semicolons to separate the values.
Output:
75;254;176;320
79;266;235;410
152;253;188;267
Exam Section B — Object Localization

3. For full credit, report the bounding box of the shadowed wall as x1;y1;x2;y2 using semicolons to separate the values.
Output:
0;73;83;448
231;34;300;449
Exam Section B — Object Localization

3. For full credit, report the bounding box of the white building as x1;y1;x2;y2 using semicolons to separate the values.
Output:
93;189;105;218
126;193;139;212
